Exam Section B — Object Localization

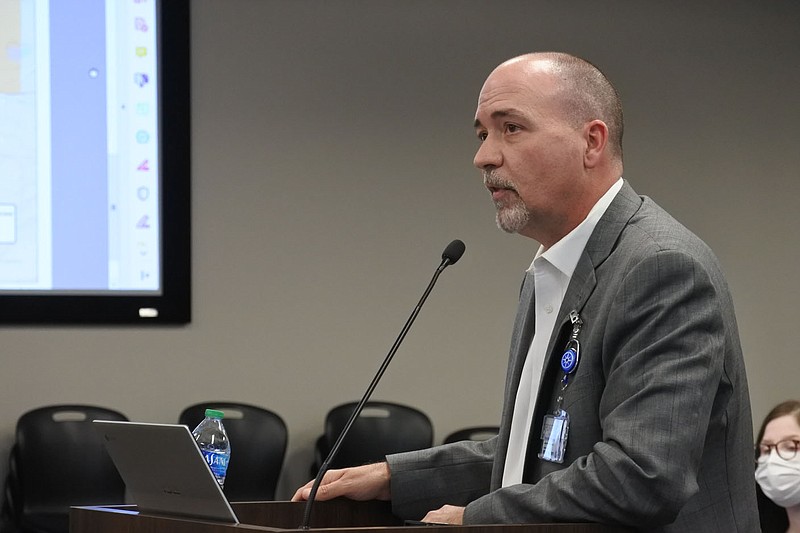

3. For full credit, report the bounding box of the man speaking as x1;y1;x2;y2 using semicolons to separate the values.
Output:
294;52;759;532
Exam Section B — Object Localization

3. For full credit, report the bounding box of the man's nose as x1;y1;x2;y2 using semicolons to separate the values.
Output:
473;137;502;170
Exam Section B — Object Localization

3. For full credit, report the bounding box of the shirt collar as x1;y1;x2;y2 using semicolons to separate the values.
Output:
528;178;624;277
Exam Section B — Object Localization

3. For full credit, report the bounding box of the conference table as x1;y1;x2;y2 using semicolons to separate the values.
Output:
70;499;634;533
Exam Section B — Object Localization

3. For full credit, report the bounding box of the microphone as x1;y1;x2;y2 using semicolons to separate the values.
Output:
300;239;466;529
441;239;466;266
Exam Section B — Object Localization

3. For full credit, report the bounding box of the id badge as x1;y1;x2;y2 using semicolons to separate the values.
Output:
538;409;570;463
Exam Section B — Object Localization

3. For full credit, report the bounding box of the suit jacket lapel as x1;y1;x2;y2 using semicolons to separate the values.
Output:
525;182;643;470
543;181;641;378
535;182;641;395
491;271;537;489
508;272;537;396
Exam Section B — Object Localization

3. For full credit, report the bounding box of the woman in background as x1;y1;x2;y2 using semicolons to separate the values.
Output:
756;400;800;533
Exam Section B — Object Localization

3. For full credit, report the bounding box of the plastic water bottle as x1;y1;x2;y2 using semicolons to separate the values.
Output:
191;408;231;487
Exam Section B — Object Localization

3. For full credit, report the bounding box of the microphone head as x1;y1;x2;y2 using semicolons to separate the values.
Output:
442;239;466;265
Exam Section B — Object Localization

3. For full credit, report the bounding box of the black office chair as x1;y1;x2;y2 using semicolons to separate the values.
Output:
442;425;499;444
178;402;287;501
312;401;433;475
7;405;128;533
1;444;21;532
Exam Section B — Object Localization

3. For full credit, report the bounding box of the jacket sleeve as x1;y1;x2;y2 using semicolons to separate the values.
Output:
387;436;496;520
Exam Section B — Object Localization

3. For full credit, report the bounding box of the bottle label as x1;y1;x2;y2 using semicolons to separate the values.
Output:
201;449;230;480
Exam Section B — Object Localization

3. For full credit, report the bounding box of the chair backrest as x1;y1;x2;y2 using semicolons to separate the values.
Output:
178;402;287;501
318;401;433;471
442;425;499;445
13;404;128;532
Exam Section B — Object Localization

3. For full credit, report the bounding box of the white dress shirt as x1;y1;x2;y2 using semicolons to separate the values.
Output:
502;178;623;487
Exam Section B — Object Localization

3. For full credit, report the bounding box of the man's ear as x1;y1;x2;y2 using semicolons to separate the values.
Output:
584;120;609;169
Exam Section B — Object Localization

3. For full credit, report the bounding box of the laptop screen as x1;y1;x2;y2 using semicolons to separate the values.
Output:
94;420;238;524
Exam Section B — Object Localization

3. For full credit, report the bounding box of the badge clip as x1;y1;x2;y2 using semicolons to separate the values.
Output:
539;310;583;464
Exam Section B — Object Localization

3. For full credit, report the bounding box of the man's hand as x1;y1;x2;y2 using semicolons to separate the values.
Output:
422;505;465;525
291;462;392;502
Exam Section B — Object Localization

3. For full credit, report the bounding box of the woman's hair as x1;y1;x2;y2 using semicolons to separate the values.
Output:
757;399;800;446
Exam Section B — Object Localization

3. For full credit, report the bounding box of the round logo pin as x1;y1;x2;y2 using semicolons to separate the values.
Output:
560;342;580;374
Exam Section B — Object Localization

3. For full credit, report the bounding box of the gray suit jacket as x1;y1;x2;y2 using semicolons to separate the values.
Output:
387;181;760;532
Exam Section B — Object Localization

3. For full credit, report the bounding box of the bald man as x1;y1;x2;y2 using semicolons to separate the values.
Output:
294;53;759;532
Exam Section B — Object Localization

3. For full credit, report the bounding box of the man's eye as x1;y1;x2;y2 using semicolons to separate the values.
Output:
505;123;521;133
477;131;488;141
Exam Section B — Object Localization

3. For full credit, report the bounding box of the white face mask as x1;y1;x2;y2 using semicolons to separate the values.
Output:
756;453;800;508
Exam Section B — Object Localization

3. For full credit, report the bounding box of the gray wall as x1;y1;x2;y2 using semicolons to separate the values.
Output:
1;0;798;500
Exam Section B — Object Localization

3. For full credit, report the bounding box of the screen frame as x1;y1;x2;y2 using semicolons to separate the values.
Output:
0;0;191;325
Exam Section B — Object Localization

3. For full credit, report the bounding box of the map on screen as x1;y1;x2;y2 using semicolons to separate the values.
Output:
0;0;162;294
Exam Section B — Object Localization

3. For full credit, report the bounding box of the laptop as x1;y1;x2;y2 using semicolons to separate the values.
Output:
93;420;239;524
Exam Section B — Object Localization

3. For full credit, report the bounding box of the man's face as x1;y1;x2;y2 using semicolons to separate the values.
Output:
473;60;587;246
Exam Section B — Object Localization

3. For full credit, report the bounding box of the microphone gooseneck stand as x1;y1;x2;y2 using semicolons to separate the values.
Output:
300;240;465;529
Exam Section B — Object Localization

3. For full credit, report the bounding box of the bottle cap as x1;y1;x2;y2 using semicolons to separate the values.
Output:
205;408;225;419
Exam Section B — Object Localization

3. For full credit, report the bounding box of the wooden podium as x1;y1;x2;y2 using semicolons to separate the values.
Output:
70;500;633;533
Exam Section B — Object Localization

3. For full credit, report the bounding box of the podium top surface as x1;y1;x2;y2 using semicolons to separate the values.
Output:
70;500;634;533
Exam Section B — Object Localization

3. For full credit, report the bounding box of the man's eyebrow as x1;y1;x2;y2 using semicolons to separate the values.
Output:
473;109;521;129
